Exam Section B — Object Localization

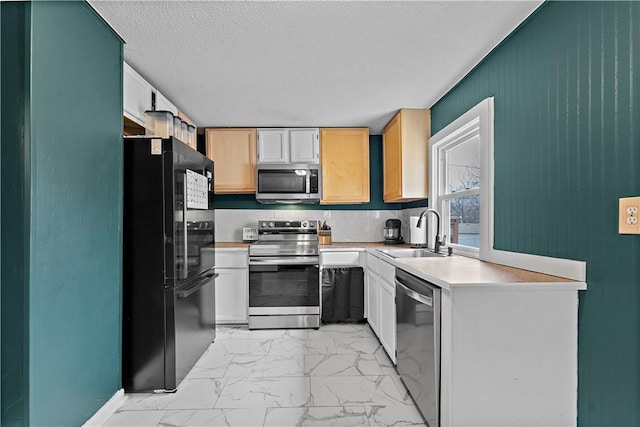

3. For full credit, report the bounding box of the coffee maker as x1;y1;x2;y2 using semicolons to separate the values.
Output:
383;219;403;244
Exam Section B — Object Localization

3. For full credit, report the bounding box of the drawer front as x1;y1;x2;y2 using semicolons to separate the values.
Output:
379;258;396;283
366;253;380;275
321;251;361;266
215;250;248;268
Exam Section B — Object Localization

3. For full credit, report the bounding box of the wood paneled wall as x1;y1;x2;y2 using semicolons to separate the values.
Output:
431;2;640;424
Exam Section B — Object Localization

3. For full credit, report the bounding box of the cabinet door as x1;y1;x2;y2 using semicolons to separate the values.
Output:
383;113;403;202
379;277;396;364
123;63;153;125
205;128;257;193
215;268;248;324
154;90;178;115
366;270;380;336
320;128;370;204
383;109;430;202
257;129;288;163
289;128;319;163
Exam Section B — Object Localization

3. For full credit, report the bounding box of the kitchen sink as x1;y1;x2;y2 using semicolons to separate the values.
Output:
377;248;447;259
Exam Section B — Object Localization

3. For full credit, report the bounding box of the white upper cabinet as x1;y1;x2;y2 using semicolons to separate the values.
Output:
257;128;319;164
257;129;288;163
124;62;183;132
154;90;178;116
289;128;320;163
123;63;153;125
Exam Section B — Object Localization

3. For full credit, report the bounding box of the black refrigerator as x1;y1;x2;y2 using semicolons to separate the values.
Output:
123;136;217;393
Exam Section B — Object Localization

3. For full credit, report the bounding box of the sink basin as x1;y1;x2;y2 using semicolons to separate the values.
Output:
377;248;446;259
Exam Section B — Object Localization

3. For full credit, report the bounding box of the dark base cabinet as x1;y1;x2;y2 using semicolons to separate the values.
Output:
321;267;365;323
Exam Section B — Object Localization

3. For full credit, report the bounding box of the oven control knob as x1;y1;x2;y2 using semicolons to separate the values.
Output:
302;221;308;228
261;222;267;228
269;222;274;228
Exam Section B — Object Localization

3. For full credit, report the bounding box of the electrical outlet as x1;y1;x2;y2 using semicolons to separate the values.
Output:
619;197;640;234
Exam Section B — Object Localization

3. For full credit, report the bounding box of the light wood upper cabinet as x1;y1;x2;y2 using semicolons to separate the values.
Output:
383;109;430;202
320;128;370;204
205;128;257;194
383;116;402;201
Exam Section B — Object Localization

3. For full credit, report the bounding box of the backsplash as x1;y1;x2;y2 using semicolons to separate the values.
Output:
400;207;431;243
215;209;404;242
214;207;433;243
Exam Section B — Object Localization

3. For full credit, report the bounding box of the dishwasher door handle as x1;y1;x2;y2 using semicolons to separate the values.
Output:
394;279;433;306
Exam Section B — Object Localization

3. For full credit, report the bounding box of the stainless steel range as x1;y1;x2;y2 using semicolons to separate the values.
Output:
248;220;320;329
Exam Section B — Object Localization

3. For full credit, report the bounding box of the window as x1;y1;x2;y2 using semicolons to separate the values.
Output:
429;98;493;257
428;98;585;281
440;134;481;249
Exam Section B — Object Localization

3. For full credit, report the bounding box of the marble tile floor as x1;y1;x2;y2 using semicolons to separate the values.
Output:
103;324;426;427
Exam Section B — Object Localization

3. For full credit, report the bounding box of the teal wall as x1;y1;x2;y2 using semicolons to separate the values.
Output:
215;135;418;209
1;2;124;425
430;2;640;424
1;3;31;425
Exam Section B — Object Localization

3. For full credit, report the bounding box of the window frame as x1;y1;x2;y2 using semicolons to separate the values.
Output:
429;98;494;259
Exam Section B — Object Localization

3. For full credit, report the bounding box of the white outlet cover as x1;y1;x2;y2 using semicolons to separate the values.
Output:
626;206;638;215
627;217;638;225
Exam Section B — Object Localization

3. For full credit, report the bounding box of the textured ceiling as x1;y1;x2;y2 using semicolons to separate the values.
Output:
91;1;542;133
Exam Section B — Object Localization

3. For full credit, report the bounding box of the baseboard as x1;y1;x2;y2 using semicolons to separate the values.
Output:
82;388;126;426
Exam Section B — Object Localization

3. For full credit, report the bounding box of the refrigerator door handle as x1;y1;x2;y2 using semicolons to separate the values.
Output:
181;175;189;280
177;272;218;299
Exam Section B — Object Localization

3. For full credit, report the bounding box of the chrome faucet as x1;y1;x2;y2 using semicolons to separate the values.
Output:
416;209;445;254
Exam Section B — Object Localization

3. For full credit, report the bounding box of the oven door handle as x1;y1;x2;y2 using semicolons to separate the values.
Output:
249;257;319;266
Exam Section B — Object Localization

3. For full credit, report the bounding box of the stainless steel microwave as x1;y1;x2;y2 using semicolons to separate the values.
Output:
256;163;322;204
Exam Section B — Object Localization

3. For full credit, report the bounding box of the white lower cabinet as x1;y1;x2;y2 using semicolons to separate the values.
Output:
365;252;396;363
215;268;248;324
215;249;248;324
378;276;396;364
365;270;380;336
363;249;583;426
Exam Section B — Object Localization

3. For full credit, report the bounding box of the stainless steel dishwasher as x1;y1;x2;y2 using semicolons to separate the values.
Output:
395;268;441;427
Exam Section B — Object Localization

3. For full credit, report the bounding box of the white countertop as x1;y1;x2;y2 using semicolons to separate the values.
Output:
214;241;587;291
318;242;586;291
365;248;586;291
